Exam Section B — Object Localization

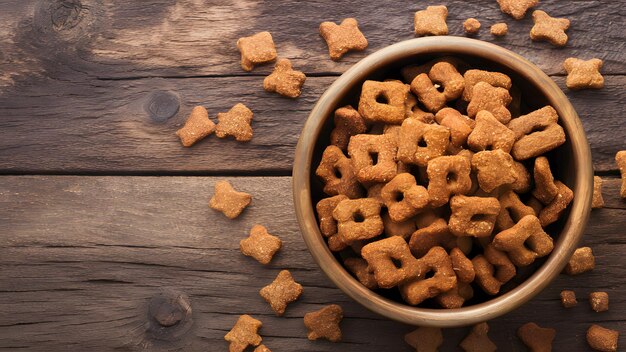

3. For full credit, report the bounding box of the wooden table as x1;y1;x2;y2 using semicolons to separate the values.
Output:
0;1;624;351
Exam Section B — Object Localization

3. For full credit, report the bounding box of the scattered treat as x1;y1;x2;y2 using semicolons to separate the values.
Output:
493;215;554;266
467;110;515;152
532;156;559;205
497;0;538;19
592;176;605;209
303;304;343;342
224;314;263;352
358;80;409;124
564;247;595;275
560;290;578;308
517;322;556;352
240;225;282;265
426;155;472;207
496;190;536;231
215;103;254;142
589;291;609;313
508;106;566;161
319;18;368;61
414;5;448;36
176;106;215;147
564;58;604;90
467;81;512;124
362;236;421;288
333;198;383;244
400;246;457;305
616;151;626;198
254;345;271;352
462;69;512;101
405;327;443;352
236;31;277;71
587;324;619;352
344;257;378;289
530;10;570;47
209;180;252;219
348;133;399;184
460;322;497;352
398;118;450;166
263;58;306;98
472;150;517;192
449;195;500;237
316;145;363;199
381;173;429;222
464;18;481;35
490;23;508;37
330;106;368;150
538;181;574;227
259;270;303;316
410;62;465;112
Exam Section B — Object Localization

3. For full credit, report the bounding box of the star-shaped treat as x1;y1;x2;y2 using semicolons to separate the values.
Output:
564;58;604;90
303;304;343;342
517;322;556;351
404;327;443;352
319;18;368;61
530;10;570;47
253;345;271;352
209;180;252;219
175;106;215;147
460;322;497;352
414;6;448;36
263;58;307;98
240;225;282;265
236;31;277;72
259;270;303;316
215;103;254;142
497;0;538;20
224;314;263;352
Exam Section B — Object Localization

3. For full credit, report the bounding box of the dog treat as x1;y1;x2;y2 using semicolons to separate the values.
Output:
316;195;349;238
460;322;497;352
564;247;595;275
381;173;429;222
333;198;383;244
497;0;538;19
587;324;619;352
517;322;556;352
472;255;503;295
263;58;306;98
560;290;578;308
383;212;417;239
592;176;605;209
467;81;512;124
303;304;343;342
209;181;252;219
435;108;475;153
316;146;363;199
539;181;573;227
472;150;517;192
176;106;215;147
496;190;536;231
358;80;409;124
616;151;626;198
493;215;554;266
491;23;508;36
253;345;271;352
508;106;566;160
464;18;481;35
436;281;474;309
259;270;303;316
409;217;461;257
236;31;277;71
240;225;282;265
484;244;516;283
450;247;475;283
405;92;436;122
400;246;457;305
427;155;472;207
215;103;254;142
589;292;609;313
449;195;500;237
224;315;263;352
463;70;512;101
530;10;570;47
564;58;604;90
362;236;421;288
330;106;368;150
532;156;559;204
467;110;516;152
349;133;399;184
414;5;448;36
398;118;450;166
319;18;368;61
410;62;465;112
344;257;378;289
405;327;444;352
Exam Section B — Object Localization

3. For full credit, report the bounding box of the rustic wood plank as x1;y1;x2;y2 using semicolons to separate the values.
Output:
0;176;624;351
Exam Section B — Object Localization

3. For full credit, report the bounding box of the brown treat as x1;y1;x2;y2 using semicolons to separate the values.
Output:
405;327;444;352
472;255;503;295
259;270;303;316
410;74;446;113
564;246;595;275
397;118;450;167
316;195;349;238
254;345;271;352
224;315;263;352
560;290;578;308
209;180;252;219
437;281;474;308
358;80;409;124
484;244;516;283
381;173;430;222
464;18;481;35
589;292;609;313
530;10;570;47
410;62;465;113
527;196;544;216
587;324;619;352
236;31;277;71
538;181;573;227
517;322;556;352
405;92;436;122
532;156;559;204
467;81;512;124
362;236;421;288
564;58;604;90
176;106;215;147
511;160;532;193
367;183;385;205
319;18;368;61
427;155;472;207
435;108;475;153
414;6;448;36
409;218;458;257
450;247;475;283
215;103;254;142
617;151;626;198
496;190;536;231
463;69;512;101
449;195;500;237
460;322;497;352
467;110;516;152
383;212;417;239
333;198;383;244
472;150;517;193
497;0;538;19
490;23;508;36
316;145;363;199
344;257;378;289
330;106;368;150
592;176;605;209
348;133;398;184
508;106;566;161
240;225;282;265
401;57;468;84
400;246;457;305
263;58;306;98
303;304;343;342
493;215;554;266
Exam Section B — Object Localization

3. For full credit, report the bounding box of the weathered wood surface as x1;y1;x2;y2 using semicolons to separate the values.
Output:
0;176;624;351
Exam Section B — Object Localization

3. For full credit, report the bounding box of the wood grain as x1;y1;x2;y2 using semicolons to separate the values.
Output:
0;176;624;351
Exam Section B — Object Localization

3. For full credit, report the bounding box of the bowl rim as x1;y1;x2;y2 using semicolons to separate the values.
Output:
292;36;593;327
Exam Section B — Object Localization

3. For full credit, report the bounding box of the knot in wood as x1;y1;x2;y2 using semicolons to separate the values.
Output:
145;91;180;123
50;0;85;31
148;291;192;329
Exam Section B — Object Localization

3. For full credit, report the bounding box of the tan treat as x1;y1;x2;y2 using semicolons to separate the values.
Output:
382;212;416;239
358;80;409;124
472;150;517;193
381;173;429;222
564;58;604;90
616;151;626;198
472;255;503;295
484;244;516;283
463;69;512;101
316;145;363;199
333;198;383;244
319;18;368;61
209;180;252;219
236;32;277;71
508;106;566;160
405;327;444;352
450;247;475;283
532;156;559;204
240;225;282;265
497;0;538;19
367;183;385;206
330;106;367;150
400;246;457;305
263;58;306;98
449;195;500;237
467;81;512;124
176;106;215;147
344;257;378;289
539;181;573;227
587;324;619;352
493;215;554;266
401;57;469;83
410;62;465;112
435;108;475;153
496;190;536;231
464;18;481;34
560;290;578;308
527;196;544;216
348;133;398;184
215;103;254;142
253;345;271;352
316;195;349;238
517;322;556;352
460;322;497;352
303;304;343;342
224;315;263;352
410;74;447;113
467;110;516;152
427;155;472;207
362;236;421;288
414;6;448;36
397;118;450;167
589;292;609;313
405;91;436;122
592;176;605;209
491;23;508;36
259;270;303;316
409;218;458;257
511;160;532;193
436;282;474;309
530;10;570;47
564;246;595;275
